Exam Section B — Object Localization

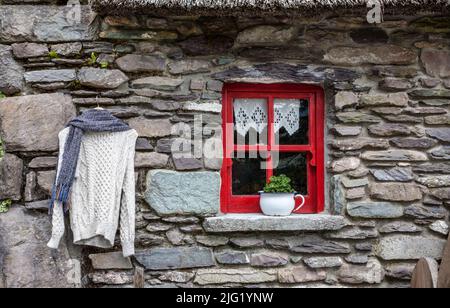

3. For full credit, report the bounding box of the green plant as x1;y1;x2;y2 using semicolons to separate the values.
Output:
0;137;4;159
48;50;59;59
0;91;5;99
263;175;295;193
87;52;98;66
100;61;109;69
0;200;11;214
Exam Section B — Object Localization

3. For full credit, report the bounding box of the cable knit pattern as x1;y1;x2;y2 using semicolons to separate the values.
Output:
48;127;138;257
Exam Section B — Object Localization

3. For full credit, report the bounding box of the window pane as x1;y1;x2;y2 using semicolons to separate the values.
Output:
233;98;268;145
274;99;309;145
232;152;266;195
273;152;308;195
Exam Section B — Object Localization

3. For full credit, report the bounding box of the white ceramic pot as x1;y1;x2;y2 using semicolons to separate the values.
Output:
259;193;305;216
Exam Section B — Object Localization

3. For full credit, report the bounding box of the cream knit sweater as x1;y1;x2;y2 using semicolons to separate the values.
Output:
48;127;138;257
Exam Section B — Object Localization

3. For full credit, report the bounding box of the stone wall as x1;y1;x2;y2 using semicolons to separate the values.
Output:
0;2;449;288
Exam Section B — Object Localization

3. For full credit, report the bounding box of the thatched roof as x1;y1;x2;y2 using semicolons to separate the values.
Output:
90;0;450;16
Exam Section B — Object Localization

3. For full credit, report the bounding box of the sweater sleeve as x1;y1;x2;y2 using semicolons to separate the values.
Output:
47;129;69;250
120;130;138;257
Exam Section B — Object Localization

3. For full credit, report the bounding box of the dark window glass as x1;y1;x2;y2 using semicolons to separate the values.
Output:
273;152;308;195
275;99;309;145
232;153;266;195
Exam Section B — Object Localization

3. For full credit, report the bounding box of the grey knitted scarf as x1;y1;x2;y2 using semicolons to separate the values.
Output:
50;109;131;214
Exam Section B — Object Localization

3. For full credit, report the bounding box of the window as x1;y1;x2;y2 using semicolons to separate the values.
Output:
221;84;325;214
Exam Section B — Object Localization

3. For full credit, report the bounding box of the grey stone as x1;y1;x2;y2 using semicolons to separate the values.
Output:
128;118;172;138
345;255;369;265
24;69;76;83
404;205;446;220
195;235;229;247
430;147;450;160
303;257;343;269
426;115;450;125
338;259;384;284
355;243;374;252
166;229;185;246
89;252;133;270
51;42;82;57
331;157;361;173
158;271;195;283
0;45;24;95
29;157;58;169
168;60;212;75
250;253;288;267
11;43;48;59
0;5;98;42
330;138;389;151
385;264;415;280
134;152;168;168
195;269;277;285
368;123;411;137
173;156;203;171
135;247;215;270
90;272;133;285
230;237;264;248
335;91;358;110
135;138;154;151
429;220;449;236
376;235;446;260
24;172;43;202
420;99;450;106
37;171;55;196
131;77;183;91
346;187;366;200
145;170;220;216
413;163;450;174
341;177;369;188
215;251;249;265
361;150;428;162
116;54;166;73
421;78;441;88
370;183;422;202
278;265;327;284
162;216;200;224
288;236;351;254
24;199;50;211
417;175;450;188
371;167;414;182
145;222;172;232
379;78;413;91
427;128;450;143
431;188;450;200
203;214;350;233
78;68;129;89
390;138;437;149
325;45;416;66
409;89;450;99
0;94;75;152
327;228;378;240
136;233;165;247
360;93;409;107
0;154;23;201
336;112;381;123
331;125;362;137
235;25;297;47
421;49;450;78
0;206;77;288
347;202;404;219
332;175;346;215
379;222;422;234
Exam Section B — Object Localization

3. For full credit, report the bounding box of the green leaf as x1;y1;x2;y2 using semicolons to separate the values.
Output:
263;174;295;193
48;50;59;59
0;91;5;99
100;61;109;69
0;200;12;214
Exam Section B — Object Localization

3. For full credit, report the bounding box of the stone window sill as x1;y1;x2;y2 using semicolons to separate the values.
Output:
203;214;350;233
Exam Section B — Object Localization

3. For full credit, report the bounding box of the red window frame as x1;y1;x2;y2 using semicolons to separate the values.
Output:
221;83;325;214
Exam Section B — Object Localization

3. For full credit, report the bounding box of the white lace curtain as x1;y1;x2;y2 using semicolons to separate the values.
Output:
234;99;302;136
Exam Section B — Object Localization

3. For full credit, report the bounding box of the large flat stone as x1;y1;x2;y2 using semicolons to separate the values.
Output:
369;183;422;202
0;93;76;152
89;252;133;270
24;69;76;83
127;118;172;138
325;45;416;66
0;5;98;42
195;269;277;285
421;49;450;78
78;68;129;89
135;247;215;270
235;25;297;47
278;265;327;284
370;167;414;182
376;236;446;260
203;214;350;233
145;170;220;216
347;202;404;219
116;54;166;73
0;45;24;95
361;150;428;162
0;154;23;201
427;128;450;143
0;206;77;288
338;259;384;284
